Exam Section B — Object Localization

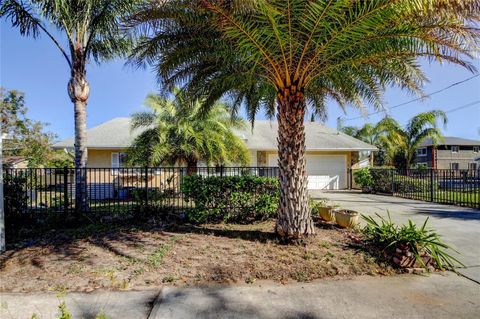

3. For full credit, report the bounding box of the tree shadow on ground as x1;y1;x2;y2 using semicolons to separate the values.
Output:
168;224;277;243
159;287;323;319
412;208;480;221
0;219;170;268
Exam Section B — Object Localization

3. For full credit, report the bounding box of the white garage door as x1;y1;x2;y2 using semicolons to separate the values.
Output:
268;154;347;190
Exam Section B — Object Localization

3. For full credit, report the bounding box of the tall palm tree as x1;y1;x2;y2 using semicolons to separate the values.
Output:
379;111;447;168
128;90;250;175
128;0;479;240
1;0;139;211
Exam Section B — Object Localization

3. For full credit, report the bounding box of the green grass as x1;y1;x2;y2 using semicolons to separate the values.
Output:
400;190;478;208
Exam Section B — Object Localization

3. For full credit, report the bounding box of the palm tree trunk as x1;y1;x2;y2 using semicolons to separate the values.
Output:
275;87;315;241
186;157;198;176
370;151;374;166
68;52;90;212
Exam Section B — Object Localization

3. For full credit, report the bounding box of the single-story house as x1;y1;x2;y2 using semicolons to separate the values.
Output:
2;156;29;169
53;118;376;190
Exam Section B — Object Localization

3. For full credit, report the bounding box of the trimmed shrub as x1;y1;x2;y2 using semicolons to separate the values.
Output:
353;168;374;192
370;168;394;193
181;175;279;223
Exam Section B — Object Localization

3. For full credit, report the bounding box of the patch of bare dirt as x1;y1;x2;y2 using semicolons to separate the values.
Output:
0;220;395;292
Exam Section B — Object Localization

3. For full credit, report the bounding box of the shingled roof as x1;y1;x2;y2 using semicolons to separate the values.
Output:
54;118;377;151
420;136;480;147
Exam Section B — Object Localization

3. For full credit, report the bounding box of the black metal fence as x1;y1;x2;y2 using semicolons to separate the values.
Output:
350;168;480;209
3;166;280;215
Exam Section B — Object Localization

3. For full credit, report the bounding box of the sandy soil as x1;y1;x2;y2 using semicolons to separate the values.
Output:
0;220;394;292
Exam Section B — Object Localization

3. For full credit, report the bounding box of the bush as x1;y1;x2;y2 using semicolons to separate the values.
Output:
4;172;28;215
370;168;394;193
362;213;463;270
181;175;279;223
393;175;436;193
353;168;373;192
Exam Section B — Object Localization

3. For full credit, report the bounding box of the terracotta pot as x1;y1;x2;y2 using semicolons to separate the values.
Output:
319;206;336;222
334;209;359;228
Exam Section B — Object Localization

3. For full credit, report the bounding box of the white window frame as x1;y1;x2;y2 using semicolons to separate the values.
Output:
468;162;477;170
416;148;427;156
111;152;128;175
450;162;459;170
451;146;459;153
474;146;479;153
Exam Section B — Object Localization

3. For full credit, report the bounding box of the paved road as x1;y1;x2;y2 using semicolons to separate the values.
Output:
311;190;480;282
2;274;478;319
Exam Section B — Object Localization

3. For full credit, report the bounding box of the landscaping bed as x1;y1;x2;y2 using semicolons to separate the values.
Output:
0;219;395;292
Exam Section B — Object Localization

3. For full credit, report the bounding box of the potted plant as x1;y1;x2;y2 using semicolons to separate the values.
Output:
319;203;338;222
334;209;360;228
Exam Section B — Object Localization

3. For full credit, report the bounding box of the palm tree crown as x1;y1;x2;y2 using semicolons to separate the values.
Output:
380;110;447;168
128;90;250;174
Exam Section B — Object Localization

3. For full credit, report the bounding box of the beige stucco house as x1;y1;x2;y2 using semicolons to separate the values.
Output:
54;118;376;190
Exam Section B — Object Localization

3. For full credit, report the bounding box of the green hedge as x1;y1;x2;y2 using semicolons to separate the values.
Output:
355;168;438;194
181;175;279;223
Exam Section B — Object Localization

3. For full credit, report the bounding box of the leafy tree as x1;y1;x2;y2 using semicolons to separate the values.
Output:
379;111;447;168
128;90;250;175
1;0;140;210
1;88;56;167
128;0;478;239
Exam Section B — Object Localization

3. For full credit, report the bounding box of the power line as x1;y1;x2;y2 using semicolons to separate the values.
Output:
444;100;480;114
343;74;480;121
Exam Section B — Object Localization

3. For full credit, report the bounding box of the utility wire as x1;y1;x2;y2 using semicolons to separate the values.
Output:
343;74;480;121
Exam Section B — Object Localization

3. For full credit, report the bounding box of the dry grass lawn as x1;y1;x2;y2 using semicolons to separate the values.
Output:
0;219;394;292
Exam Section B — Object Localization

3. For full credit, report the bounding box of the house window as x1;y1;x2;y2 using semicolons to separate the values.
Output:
474;146;479;153
451;146;459;153
112;152;128;168
469;163;478;170
450;162;459;170
416;148;427;156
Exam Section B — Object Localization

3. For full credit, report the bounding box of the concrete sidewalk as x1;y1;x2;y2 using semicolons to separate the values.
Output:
151;273;480;319
0;290;159;319
311;191;480;282
1;273;479;319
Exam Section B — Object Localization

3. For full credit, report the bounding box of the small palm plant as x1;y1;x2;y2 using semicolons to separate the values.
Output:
362;213;463;271
128;89;250;174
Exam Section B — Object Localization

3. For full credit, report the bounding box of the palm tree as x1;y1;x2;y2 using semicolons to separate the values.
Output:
379;111;447;168
1;0;139;211
128;90;250;175
128;0;478;240
341;123;385;165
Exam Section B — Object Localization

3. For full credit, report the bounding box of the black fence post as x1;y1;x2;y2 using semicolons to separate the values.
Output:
391;169;395;194
144;167;149;207
430;169;434;202
349;168;353;190
63;167;69;210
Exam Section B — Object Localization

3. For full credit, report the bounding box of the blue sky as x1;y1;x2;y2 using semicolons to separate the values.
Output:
1;21;479;141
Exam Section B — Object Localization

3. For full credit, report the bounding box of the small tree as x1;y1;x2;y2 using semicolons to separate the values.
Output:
1;88;56;167
128;90;250;174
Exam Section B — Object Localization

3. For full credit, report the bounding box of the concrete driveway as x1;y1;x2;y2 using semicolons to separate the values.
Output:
311;190;480;282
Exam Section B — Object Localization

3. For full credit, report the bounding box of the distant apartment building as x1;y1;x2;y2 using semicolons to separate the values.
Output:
414;137;480;170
